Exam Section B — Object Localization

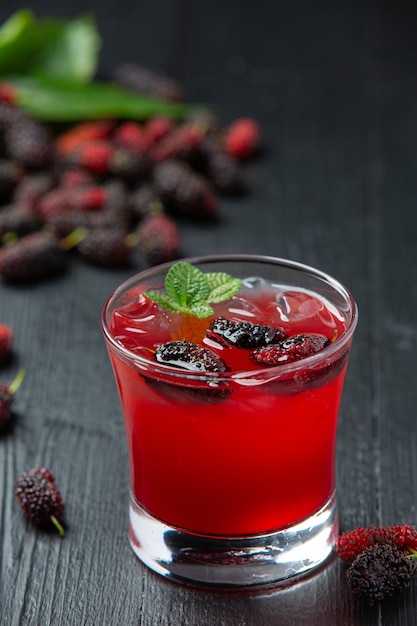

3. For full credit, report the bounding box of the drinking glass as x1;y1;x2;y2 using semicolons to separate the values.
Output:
101;254;357;586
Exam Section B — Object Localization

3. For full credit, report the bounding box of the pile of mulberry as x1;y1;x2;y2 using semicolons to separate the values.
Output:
0;61;262;282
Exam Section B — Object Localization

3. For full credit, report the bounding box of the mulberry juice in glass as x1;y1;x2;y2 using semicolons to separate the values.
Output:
101;255;357;586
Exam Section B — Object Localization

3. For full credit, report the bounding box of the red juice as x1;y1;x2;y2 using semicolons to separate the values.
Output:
106;278;351;537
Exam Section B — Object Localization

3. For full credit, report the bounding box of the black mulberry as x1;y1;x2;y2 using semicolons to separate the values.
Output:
346;544;417;605
152;160;217;217
15;467;65;536
130;184;164;220
113;62;184;102
209;317;287;349
78;228;133;267
0;160;23;203
5;117;54;169
0;204;40;239
155;340;228;373
198;136;247;195
0;231;66;283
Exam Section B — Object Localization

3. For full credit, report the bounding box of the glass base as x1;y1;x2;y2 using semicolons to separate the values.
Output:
128;492;338;587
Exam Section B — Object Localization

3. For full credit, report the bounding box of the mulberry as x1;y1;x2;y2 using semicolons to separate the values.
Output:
338;525;417;563
0;101;22;132
0;231;66;283
47;182;130;238
224;117;260;160
37;185;107;222
0;204;40;239
113;62;184;102
13;173;54;211
0;323;13;364
198;136;247;195
68;140;114;175
155;340;227;373
113;121;151;153
15;467;65;536
108;147;151;181
0;82;17;106
136;212;180;265
209;317;287;349
147;339;231;404
152;160;217;217
251;333;330;366
143;116;175;146
56;119;114;155
0;369;25;427
151;123;202;163
0;160;23;203
130;184;164;220
78;228;133;267
346;544;417;605
5;117;54;169
95;180;132;230
59;168;96;188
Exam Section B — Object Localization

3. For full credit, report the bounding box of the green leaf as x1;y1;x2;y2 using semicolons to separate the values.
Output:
145;261;243;319
165;262;209;308
33;15;100;83
0;11;100;82
0;10;39;76
9;75;187;121
142;291;183;313
189;303;214;318
206;272;242;303
0;11;186;122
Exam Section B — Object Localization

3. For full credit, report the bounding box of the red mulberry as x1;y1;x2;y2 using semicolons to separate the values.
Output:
136;212;180;265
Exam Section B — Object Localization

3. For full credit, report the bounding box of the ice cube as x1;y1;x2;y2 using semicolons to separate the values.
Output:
273;289;323;323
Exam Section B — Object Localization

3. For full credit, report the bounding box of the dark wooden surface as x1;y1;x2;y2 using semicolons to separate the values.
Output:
1;1;417;624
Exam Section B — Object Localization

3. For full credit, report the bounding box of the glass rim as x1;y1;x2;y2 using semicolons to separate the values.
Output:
100;253;358;382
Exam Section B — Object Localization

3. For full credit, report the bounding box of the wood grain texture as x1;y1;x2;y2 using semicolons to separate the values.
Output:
1;0;417;624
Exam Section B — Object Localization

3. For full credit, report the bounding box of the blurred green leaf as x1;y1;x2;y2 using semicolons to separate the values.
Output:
10;75;187;121
0;10;187;122
33;15;100;83
0;10;39;75
0;10;100;82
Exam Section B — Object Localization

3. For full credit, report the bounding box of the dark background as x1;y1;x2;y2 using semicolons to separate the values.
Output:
1;1;417;624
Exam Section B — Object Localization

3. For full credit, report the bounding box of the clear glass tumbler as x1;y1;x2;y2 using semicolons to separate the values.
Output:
101;254;357;587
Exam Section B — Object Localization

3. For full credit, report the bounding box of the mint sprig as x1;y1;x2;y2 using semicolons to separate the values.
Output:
144;261;242;318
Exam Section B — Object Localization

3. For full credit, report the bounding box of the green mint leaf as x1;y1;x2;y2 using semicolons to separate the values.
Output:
189;303;214;318
165;261;209;307
142;291;183;313
145;261;242;318
206;272;242;303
